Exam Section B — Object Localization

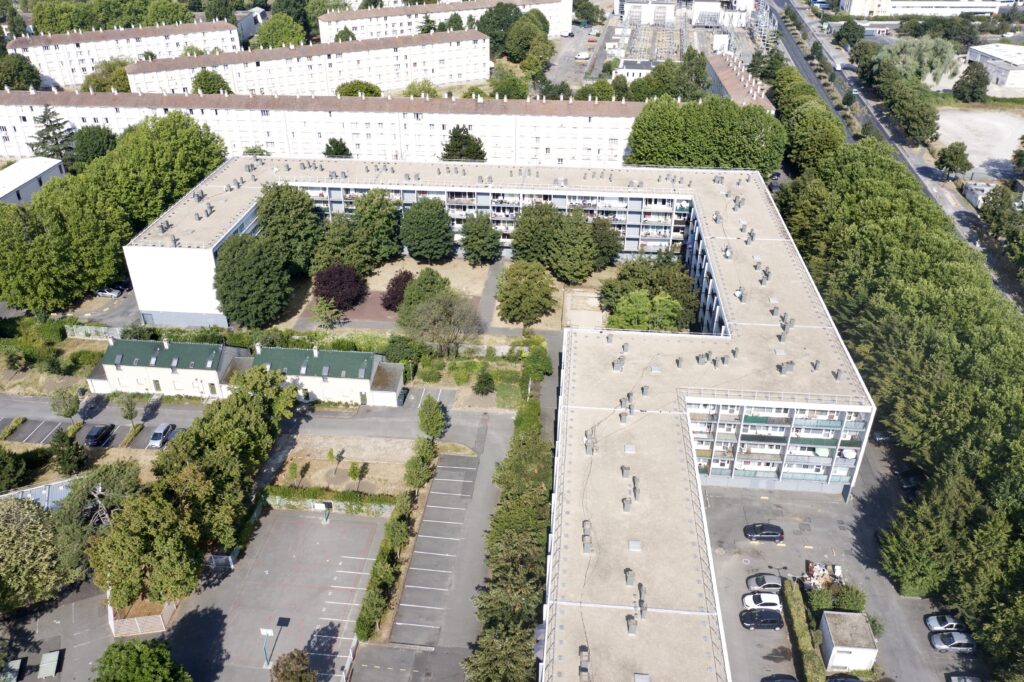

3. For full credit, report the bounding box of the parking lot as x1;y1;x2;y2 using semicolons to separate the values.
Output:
0;416;184;449
169;509;386;682
389;454;478;647
705;443;986;682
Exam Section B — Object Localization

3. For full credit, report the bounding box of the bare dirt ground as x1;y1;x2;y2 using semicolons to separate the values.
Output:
938;107;1024;180
368;257;491;298
274;434;417;495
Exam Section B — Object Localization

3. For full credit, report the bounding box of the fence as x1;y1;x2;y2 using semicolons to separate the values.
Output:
65;325;123;340
107;599;177;637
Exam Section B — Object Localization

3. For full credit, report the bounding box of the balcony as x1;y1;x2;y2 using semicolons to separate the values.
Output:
741;434;788;444
744;415;791;425
790;437;837;446
794;418;842;428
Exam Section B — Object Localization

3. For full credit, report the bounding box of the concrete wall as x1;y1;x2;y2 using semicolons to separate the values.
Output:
97;363;225;397
124;244;224;326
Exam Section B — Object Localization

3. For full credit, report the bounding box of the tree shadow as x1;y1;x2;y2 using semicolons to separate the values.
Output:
762;645;793;663
916;165;947;182
849;458;901;572
79;394;108;419
305;620;341;679
166;607;228;682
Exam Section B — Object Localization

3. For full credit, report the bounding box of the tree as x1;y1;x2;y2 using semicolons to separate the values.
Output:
496;261;555;329
784;99;845;175
272;0;309;30
1013;134;1024;178
181;46;206;58
935;141;971;179
353;189;402;264
441;125;486;161
0;54;40;90
877;36;958;84
144;0;193;25
334;26;357;41
203;0;235;21
336;79;381;97
313;263;367;312
833;583;867;612
251;14;306;48
399;289;480;356
82;58;130;93
111;391;139;426
547;210;597;285
382;270;414;311
87;492;202;608
324;137;351;157
257;183;323;273
0;497;67;613
311;214;377;276
313;296;341;328
399;267;450;312
575;79;614;101
0;447;25;491
191;68;232;94
402;79;439;98
29;105;73;161
952;61;988;103
418;16;436;33
810;40;824;64
626;51;710;101
214;235;292;328
50;386;80;420
51;427;87;475
979;185;1023;239
477;2;522;56
460;213;501;266
598;252;698;329
270;648;315;682
504;16;542;62
439;12;463;31
306;0;348;37
95;640;191;682
885;78;938;145
834;19;865;48
590;217;620;270
348;462;366;489
473;366;495;395
400;198;454;263
462;623;537;682
69;125;118;173
572;0;604;25
418;393;447;439
512;203;558;264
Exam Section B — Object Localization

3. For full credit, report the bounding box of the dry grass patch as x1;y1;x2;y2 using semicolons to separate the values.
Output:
369;257;490;297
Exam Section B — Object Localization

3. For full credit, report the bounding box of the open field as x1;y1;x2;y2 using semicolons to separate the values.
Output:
938;107;1024;180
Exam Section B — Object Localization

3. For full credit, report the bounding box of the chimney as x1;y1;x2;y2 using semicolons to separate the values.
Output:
107;337;115;346
313;345;319;357
254;342;262;355
162;338;169;349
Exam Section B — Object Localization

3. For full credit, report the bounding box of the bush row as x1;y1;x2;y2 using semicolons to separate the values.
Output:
781;581;828;682
354;493;413;640
263;484;396;507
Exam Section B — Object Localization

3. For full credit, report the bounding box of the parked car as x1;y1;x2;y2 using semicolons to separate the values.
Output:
926;614;966;632
827;676;862;682
740;608;783;630
559;30;575;37
761;676;797;682
1002;31;1015;37
95;286;124;299
948;676;983;682
743;523;785;542
574;51;591;61
743;592;782;611
397;387;410;407
870;429;893;445
899;470;925;491
930;631;977;654
85;424;115;447
146;423;176;449
746;573;784;593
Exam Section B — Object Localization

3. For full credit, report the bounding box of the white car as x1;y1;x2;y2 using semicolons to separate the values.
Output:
575;51;591;61
742;591;783;611
925;614;964;632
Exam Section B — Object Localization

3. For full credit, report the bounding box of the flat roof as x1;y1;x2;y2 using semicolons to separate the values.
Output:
8;20;235;49
320;0;558;21
0;89;642;117
0;156;60;195
970;42;1024;67
821;611;876;649
126;29;487;73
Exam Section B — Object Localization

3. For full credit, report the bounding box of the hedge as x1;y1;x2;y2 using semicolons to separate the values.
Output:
0;417;25;440
781;580;827;682
263;484;395;506
354;493;413;640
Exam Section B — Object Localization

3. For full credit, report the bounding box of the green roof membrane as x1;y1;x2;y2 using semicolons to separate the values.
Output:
255;347;375;379
103;339;223;371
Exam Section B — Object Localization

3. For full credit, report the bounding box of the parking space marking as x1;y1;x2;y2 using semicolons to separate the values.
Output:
338;556;375;562
436;465;476;470
417;535;460;541
413;550;455;558
334;570;370;576
404;585;448;591
429;492;471;497
433;478;473;483
426;505;465;511
22;421;46;441
399;603;444;610
408;567;451;574
421;519;463;525
394;622;440;629
40;423;60;443
325;601;360;606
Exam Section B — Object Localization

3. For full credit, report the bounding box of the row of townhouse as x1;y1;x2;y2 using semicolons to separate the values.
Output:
319;0;572;41
7;21;240;88
126;31;491;96
0;90;641;166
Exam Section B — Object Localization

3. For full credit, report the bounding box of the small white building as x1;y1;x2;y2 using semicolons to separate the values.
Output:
251;345;404;406
0;157;64;204
621;0;676;26
613;59;657;82
126;30;491;96
963;180;999;209
842;0;1016;16
820;611;878;673
967;43;1024;90
319;0;571;42
87;338;250;399
234;7;269;43
7;21;241;88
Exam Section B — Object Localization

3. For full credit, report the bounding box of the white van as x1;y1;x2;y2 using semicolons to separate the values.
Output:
575;51;591;61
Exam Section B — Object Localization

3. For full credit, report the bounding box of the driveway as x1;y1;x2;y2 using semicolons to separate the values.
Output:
69;290;140;327
705;441;987;681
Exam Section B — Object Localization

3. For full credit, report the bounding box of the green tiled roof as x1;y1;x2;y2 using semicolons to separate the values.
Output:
255;347;375;379
102;339;224;371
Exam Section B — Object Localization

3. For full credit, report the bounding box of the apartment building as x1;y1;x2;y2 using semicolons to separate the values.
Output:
7;21;240;88
0;90;640;166
126;31;491;96
0;157;64;204
319;0;572;41
841;0;1015;15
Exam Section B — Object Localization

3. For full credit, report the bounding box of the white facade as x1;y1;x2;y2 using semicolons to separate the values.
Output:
820;611;878;672
967;43;1024;89
0;91;640;167
234;7;269;42
7;21;241;88
622;0;676;26
0;156;64;204
319;0;572;41
126;31;491;96
841;0;1015;16
253;346;404;406
613;58;656;82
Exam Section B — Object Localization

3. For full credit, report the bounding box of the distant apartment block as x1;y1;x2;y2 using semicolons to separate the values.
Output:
0;156;64;204
841;0;1016;16
7;21;241;88
318;0;572;42
0;90;640;166
126;31;491;96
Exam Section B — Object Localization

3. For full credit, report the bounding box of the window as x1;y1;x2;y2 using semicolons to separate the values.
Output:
260;109;269;116
153;380;161;392
14;190;20;200
209;383;217;394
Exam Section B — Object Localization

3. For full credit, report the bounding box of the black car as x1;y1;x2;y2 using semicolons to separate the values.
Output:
85;423;115;447
827;676;862;682
740;609;783;630
762;676;798;682
743;523;785;542
397;387;410;407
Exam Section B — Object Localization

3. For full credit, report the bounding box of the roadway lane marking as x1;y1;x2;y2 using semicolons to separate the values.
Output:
409;567;451;574
414;550;456;557
399;603;444;610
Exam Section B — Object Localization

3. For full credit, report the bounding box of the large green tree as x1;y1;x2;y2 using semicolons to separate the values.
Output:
398;289;480;356
82;58;130;92
979;185;1023;239
336;79;381;97
144;0;192;24
0;54;40;90
546;210;597;285
50;427;87;475
192;68;232;94
504;16;542;62
400;198;453;263
352;189;402;264
324;137;351;157
626;49;710;102
935;141;971;179
271;648;315;682
784;99;846;175
511;203;558;264
257;183;323;273
418;393;448;439
477;2;522;56
69;125;118;173
460;213;502;265
441;125;486;162
95;640;191;682
213;234;292;328
29;105;74;161
952;61;988;103
251;13;306;48
0;497;66;612
496;260;554;328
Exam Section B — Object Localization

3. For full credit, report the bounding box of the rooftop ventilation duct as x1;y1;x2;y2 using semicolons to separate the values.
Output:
641;385;649;396
626;615;637;635
622;497;631;512
625;568;635;586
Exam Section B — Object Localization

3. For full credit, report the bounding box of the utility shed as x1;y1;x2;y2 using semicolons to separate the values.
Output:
820;610;878;672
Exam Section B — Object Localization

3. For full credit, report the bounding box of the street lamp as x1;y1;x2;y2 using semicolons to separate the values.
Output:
260;628;275;668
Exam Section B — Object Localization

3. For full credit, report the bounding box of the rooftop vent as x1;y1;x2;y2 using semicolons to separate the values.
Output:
622;343;629;353
322;366;330;380
622;497;631;512
625;568;635;586
619;412;627;424
779;361;795;375
641;385;649;396
582;520;593;554
626;615;637;635
628;539;641;552
612;356;625;372
632;476;640;502
621;465;631;479
623;443;635;454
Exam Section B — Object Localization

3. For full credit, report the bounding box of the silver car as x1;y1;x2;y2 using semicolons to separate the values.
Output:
929;631;976;654
925;614;964;632
746;573;783;593
146;423;175;449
